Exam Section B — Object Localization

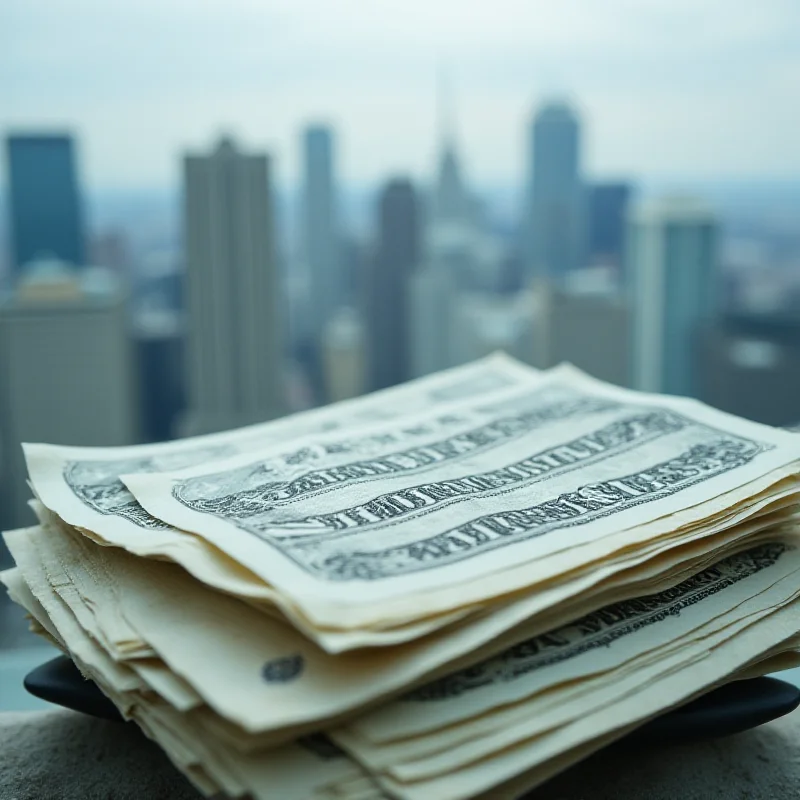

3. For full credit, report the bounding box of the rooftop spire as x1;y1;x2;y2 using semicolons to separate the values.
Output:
433;66;472;227
437;63;456;153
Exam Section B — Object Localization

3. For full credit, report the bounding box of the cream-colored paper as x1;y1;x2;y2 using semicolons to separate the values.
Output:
123;366;800;631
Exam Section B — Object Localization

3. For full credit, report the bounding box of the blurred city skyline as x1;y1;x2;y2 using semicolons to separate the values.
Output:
1;0;799;507
3;0;800;189
3;0;800;706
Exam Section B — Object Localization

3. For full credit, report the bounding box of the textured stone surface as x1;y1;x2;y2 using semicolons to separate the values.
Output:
529;709;800;799
0;709;203;800
1;706;799;799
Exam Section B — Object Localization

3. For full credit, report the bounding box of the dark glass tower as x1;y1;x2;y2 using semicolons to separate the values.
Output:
588;182;632;270
6;134;85;273
366;179;419;391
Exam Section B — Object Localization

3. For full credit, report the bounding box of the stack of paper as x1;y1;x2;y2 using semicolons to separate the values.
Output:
3;355;800;799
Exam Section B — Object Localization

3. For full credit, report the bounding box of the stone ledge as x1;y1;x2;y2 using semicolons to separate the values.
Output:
2;705;799;799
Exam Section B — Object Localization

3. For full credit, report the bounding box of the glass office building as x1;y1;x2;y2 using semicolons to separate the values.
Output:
6;134;85;273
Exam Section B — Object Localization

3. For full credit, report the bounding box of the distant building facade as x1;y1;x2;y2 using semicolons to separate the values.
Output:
588;182;631;273
449;291;535;367
323;307;366;402
429;140;477;231
698;314;800;427
181;137;284;436
366;178;420;390
409;265;455;379
89;229;132;282
628;198;717;397
0;260;137;534
525;102;584;282
409;112;505;379
534;282;630;387
133;307;185;443
6;134;86;274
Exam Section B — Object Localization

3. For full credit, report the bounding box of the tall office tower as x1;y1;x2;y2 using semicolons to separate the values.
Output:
181;137;285;437
366;178;419;390
588;182;631;273
525;102;584;282
628;198;718;397
301;125;341;342
0;259;137;534
6;134;86;274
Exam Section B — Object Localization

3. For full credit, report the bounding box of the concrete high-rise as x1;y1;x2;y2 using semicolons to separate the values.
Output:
366;178;419;390
181;137;284;436
0;260;137;534
301;125;340;342
5;134;86;274
628;198;717;397
525;102;584;282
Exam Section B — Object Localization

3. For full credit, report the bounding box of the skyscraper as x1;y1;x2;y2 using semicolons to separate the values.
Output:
426;73;482;259
366;178;419;390
525;102;584;282
588;182;631;272
6;134;86;274
409;76;504;378
628;198;718;397
0;259;137;534
429;134;475;231
181;137;284;436
301;125;340;342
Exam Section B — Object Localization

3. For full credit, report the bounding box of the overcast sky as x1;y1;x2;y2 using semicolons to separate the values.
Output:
2;0;799;191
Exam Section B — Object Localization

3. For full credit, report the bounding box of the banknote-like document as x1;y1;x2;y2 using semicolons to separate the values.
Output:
123;366;800;630
4;356;800;800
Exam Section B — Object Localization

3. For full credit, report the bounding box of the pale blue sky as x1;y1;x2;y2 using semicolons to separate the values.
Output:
2;0;799;190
